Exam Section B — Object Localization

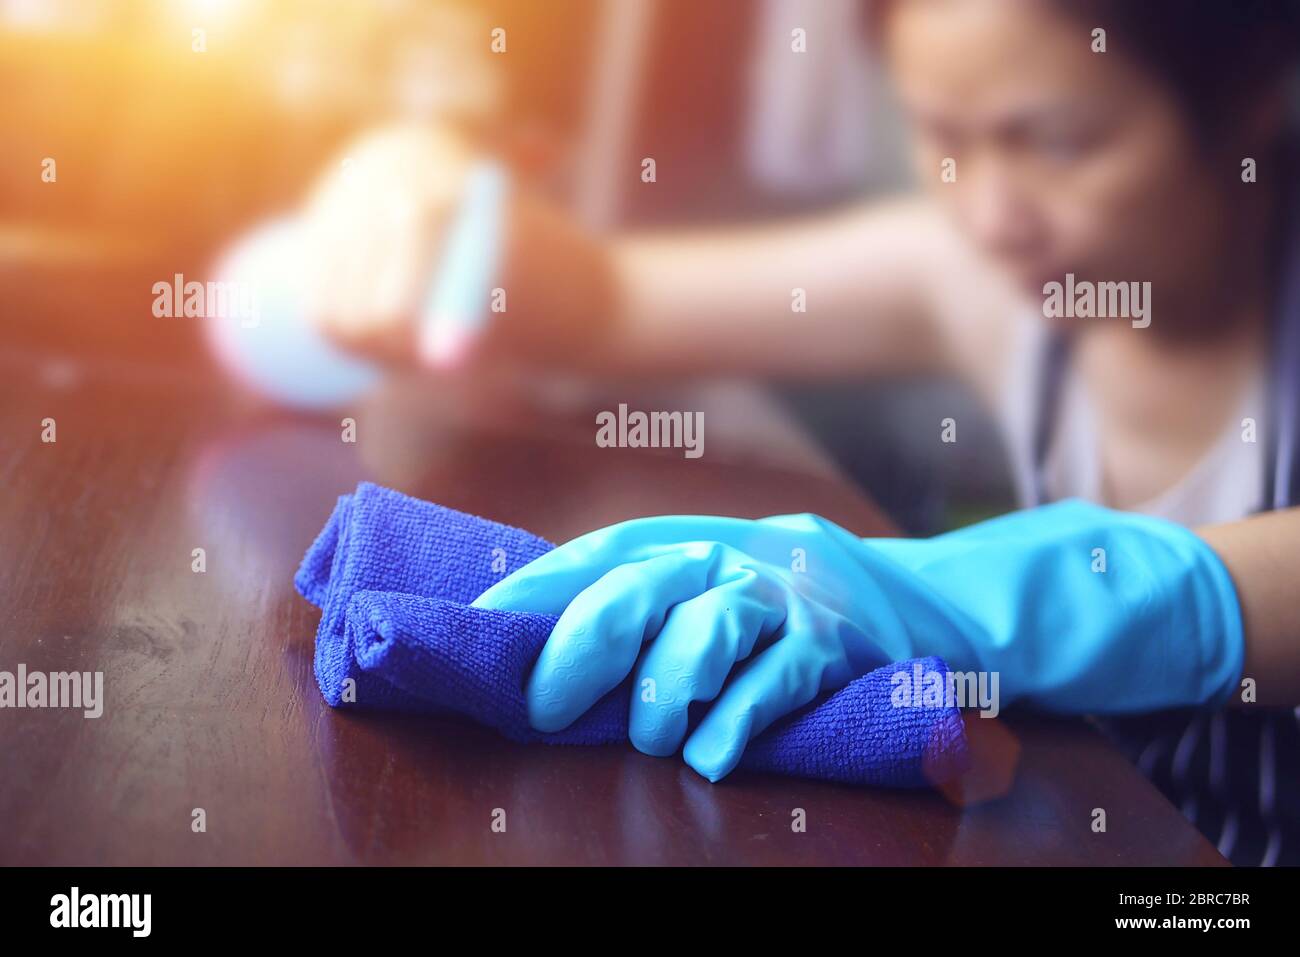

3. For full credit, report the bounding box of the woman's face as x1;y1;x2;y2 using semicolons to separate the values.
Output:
884;0;1234;303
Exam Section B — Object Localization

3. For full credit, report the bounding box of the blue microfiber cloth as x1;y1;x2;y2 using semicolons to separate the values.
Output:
296;482;970;787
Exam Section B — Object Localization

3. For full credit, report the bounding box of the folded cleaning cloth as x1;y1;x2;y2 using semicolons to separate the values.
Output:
295;482;969;787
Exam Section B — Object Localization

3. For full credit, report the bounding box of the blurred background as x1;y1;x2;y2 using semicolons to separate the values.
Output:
2;0;1028;532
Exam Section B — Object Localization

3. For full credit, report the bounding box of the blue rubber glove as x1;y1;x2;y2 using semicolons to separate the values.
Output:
473;500;1244;782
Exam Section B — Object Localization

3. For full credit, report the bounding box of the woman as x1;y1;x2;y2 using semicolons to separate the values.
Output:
302;0;1300;864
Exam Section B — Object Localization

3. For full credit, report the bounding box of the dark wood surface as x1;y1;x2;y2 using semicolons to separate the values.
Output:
0;355;1226;865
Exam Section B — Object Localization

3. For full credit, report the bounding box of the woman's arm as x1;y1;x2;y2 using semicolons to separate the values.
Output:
497;191;1025;398
589;197;963;379
1198;508;1300;706
300;126;1019;383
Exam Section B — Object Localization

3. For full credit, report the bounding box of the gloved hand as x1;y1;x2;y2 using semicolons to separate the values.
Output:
473;500;1244;782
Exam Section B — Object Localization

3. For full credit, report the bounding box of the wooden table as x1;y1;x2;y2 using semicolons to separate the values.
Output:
0;355;1226;865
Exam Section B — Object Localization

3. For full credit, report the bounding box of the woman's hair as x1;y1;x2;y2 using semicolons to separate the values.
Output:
1059;0;1300;132
870;0;1300;135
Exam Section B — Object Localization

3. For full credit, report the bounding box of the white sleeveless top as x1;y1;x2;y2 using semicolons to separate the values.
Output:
998;312;1266;524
